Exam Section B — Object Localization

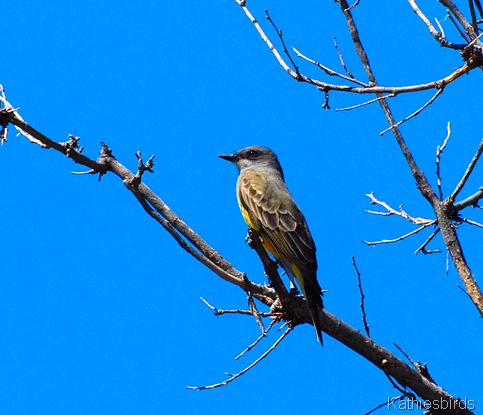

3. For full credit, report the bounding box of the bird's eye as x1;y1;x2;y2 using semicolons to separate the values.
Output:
247;150;258;157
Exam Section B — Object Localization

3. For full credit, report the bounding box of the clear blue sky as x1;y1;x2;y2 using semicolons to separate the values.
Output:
1;1;482;414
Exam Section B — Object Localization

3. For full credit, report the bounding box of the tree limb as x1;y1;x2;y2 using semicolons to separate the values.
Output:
0;104;475;413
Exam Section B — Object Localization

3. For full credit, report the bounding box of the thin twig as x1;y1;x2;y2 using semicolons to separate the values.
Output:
435;17;446;39
199;297;275;318
384;373;417;401
380;88;444;135
414;228;441;255
346;0;361;11
449;138;483;202
292;47;367;86
234;1;472;95
365;192;435;225
186;325;293;390
394;343;436;383
352;256;370;337
248;294;265;332
461;218;483;228
235;319;278;360
364;396;405;415
454;186;483;210
333;36;355;79
407;0;466;49
475;0;483;20
362;224;433;246
446;10;471;42
264;10;300;74
394;342;418;369
442;0;479;40
469;0;478;32
436;122;452;200
336;93;396;112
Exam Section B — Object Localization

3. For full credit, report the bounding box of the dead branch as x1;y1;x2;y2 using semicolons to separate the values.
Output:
233;0;483;317
394;343;437;384
0;104;475;411
414;229;442;255
408;0;467;49
454;187;483;210
199;297;275;318
333;36;356;79
233;3;473;96
352;256;370;337
364;396;406;415
365;192;435;226
461;218;483;228
186;325;293;390
264;10;300;75
335;0;483;318
292;47;367;86
441;0;480;40
235;319;279;360
336;93;396;112
380;88;444;136
449;138;483;203
362;224;434;247
436;123;452;200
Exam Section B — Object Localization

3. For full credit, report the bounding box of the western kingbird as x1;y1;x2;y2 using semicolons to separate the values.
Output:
219;145;324;344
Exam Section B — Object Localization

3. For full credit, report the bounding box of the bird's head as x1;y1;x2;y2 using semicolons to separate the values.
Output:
218;145;284;180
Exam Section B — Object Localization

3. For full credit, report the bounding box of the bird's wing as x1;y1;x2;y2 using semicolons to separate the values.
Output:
237;170;316;266
238;169;324;344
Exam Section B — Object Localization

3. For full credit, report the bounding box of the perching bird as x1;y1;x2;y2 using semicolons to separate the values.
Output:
219;145;324;344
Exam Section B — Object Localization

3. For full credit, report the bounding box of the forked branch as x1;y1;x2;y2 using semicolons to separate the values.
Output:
0;101;474;412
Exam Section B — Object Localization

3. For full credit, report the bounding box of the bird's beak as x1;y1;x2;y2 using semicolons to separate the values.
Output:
218;153;238;163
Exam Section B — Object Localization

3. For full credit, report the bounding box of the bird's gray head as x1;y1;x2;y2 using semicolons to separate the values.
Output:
218;145;285;180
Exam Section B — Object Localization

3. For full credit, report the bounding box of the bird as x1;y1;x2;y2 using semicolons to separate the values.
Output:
219;145;324;344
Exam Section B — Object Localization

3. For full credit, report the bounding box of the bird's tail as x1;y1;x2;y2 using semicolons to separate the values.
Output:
305;287;324;346
285;262;324;345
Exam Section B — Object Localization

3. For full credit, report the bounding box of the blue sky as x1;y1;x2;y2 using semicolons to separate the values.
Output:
1;1;482;414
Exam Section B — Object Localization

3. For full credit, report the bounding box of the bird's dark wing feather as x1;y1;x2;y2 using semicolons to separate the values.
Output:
237;168;323;344
237;170;317;267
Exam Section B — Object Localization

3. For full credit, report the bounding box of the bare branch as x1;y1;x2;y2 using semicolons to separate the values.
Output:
475;0;483;20
436;122;452;200
234;0;299;78
408;0;467;49
364;396;406;415
454;187;483;210
199;297;275;318
235;319;279;360
346;0;361;11
264;10;300;74
292;47;367;86
447;10;472;43
336;93;396;112
126;151;155;187
247;229;291;305
186;325;293;390
380;88;444;136
469;0;478;32
234;2;473;96
362;224;434;246
449;138;483;203
461;217;483;228
335;0;483;316
394;343;437;384
440;0;480;40
365;192;435;226
333;36;356;79
352;256;370;337
414;228;442;255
